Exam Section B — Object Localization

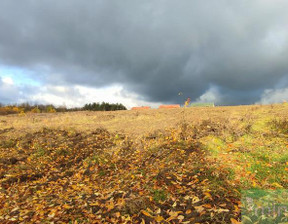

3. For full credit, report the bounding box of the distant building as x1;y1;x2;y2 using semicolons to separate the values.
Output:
158;104;181;109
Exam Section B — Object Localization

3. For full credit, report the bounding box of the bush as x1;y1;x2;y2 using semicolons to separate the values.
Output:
46;105;56;113
270;118;288;135
30;107;41;113
0;106;19;115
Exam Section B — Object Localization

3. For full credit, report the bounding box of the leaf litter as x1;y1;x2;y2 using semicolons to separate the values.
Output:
0;127;241;223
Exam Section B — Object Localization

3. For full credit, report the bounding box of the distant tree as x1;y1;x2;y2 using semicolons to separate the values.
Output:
83;102;127;111
0;102;126;115
18;103;32;112
57;105;67;112
46;105;56;113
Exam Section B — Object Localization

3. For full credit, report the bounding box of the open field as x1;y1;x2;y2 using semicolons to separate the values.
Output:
0;104;288;223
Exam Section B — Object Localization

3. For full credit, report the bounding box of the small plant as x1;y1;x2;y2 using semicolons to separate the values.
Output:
84;154;109;167
179;94;191;140
56;148;69;156
34;145;48;157
98;170;107;177
151;189;167;202
18;111;26;116
1;139;16;148
270;118;288;135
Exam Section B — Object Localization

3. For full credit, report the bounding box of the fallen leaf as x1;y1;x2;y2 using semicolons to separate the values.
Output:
177;215;185;220
194;205;205;213
230;218;241;224
141;210;154;218
185;209;192;214
155;215;164;222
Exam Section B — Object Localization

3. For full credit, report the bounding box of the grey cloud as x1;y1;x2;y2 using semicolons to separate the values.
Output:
0;77;20;104
259;88;288;104
0;78;84;106
0;0;288;105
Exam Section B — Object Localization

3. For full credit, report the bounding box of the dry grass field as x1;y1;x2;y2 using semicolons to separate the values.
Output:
0;104;288;223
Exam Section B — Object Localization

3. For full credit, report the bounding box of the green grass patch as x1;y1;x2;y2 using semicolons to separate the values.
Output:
151;189;167;202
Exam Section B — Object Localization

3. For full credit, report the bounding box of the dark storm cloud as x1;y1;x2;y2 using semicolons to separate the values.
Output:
0;0;288;105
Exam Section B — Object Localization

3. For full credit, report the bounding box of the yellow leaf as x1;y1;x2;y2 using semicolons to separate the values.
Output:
63;204;72;209
166;211;182;221
107;203;115;211
90;202;100;206
216;208;230;213
155;215;164;222
172;201;177;207
71;185;78;190
271;182;283;188
219;203;226;207
194;205;204;213
156;208;161;214
116;198;125;206
192;196;200;204
48;213;55;218
141;210;154;218
203;204;212;209
230;218;241;224
147;208;154;213
234;205;240;213
169;211;181;217
177;215;185;220
185;209;192;214
204;192;213;200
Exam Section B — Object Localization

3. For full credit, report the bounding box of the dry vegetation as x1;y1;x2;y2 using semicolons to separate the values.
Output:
0;104;288;223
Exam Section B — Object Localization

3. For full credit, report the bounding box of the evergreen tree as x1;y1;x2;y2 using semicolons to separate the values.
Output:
83;102;127;111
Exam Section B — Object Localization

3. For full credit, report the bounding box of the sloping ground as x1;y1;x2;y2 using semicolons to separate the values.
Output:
0;104;288;223
1;104;286;137
0;128;240;223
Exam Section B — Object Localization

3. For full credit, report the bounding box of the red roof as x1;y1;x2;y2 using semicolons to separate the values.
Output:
158;104;180;109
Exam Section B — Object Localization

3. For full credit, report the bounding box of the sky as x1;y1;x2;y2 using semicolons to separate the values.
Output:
0;0;288;108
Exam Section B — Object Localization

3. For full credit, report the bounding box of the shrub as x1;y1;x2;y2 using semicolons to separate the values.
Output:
30;107;41;113
46;105;56;113
0;106;19;115
270;118;288;135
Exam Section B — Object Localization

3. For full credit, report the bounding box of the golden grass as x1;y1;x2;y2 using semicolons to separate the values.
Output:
1;104;286;137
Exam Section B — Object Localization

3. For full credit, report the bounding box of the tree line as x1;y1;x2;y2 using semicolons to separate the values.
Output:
0;102;127;115
83;102;126;111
